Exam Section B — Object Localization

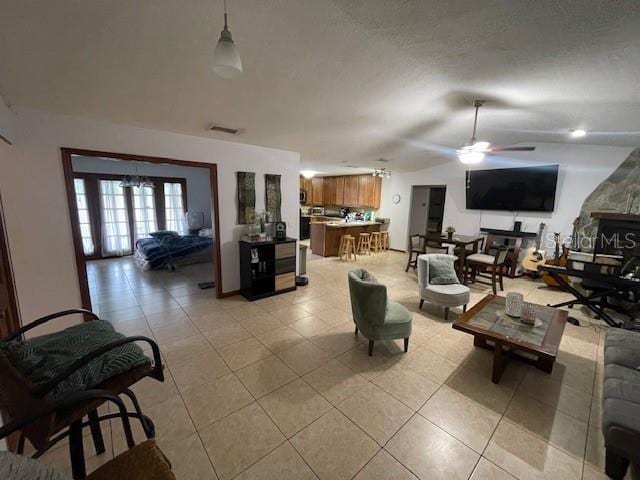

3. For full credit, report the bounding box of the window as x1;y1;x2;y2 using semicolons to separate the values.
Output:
132;186;157;240
164;182;186;233
74;178;95;256
99;180;131;256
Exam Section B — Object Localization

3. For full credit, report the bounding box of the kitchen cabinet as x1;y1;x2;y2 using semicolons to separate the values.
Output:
322;176;337;206
335;176;345;205
343;175;360;206
299;174;380;208
300;177;313;205
311;177;324;205
358;174;376;208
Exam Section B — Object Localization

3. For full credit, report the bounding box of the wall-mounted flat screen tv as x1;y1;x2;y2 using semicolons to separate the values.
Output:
465;165;559;212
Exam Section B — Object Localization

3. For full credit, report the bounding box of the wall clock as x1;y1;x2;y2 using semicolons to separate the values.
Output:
392;194;401;204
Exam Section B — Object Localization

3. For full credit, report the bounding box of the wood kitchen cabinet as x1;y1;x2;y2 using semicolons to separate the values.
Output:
335;176;345;206
322;176;337;205
311;177;324;205
300;177;313;204
358;174;375;208
300;174;380;208
342;175;359;206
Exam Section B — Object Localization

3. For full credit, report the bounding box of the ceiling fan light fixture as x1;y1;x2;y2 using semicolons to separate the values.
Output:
458;150;485;164
213;0;242;79
470;141;491;151
569;129;586;138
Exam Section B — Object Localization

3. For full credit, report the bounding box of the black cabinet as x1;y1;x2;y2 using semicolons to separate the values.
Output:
239;237;297;301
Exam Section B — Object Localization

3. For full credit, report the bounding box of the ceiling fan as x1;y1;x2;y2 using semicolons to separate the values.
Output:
457;100;536;164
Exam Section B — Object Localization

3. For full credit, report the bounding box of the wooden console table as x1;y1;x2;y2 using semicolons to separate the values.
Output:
480;228;537;278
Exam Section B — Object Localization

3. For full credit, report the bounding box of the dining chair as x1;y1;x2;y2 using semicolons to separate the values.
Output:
405;234;426;271
465;245;512;294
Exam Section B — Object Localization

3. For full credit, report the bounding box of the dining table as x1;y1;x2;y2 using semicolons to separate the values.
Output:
425;233;485;284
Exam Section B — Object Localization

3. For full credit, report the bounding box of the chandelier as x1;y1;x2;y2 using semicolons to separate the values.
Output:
372;168;391;178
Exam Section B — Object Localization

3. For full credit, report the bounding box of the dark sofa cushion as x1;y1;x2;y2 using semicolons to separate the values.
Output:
602;397;640;459
605;329;640;369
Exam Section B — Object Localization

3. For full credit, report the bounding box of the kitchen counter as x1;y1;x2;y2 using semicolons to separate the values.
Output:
323;221;380;228
310;221;381;256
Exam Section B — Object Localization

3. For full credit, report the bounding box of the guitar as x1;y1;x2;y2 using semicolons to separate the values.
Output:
521;222;547;272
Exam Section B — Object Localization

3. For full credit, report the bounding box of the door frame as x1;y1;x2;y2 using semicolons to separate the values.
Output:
0;192;21;333
61;148;224;310
406;184;447;249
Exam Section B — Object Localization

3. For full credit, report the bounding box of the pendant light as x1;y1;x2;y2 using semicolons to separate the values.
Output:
213;0;243;79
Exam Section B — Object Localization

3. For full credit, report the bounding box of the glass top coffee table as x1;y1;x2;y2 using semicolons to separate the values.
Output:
452;294;568;383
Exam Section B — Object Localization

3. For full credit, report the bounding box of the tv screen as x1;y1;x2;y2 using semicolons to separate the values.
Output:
465;165;559;212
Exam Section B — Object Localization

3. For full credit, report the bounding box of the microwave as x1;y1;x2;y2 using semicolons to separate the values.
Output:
300;190;307;204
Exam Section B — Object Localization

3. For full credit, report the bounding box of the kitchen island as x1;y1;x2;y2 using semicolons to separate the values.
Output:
310;221;381;257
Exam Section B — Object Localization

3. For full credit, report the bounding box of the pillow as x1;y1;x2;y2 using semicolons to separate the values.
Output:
429;256;458;285
150;230;179;239
361;270;378;284
0;320;150;399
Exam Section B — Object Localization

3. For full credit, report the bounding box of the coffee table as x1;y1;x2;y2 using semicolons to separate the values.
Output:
452;294;568;383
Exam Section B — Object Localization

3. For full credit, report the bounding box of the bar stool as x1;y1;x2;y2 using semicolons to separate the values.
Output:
370;232;382;253
339;235;357;261
357;233;372;255
380;231;390;250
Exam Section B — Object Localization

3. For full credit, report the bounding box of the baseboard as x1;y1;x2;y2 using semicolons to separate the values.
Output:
220;289;240;298
390;248;406;253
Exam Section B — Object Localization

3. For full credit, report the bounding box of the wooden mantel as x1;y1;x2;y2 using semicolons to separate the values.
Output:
591;212;640;222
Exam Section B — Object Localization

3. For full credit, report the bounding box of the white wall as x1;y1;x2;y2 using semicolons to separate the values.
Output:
0;94;16;145
0;108;300;325
72;155;213;228
379;143;635;254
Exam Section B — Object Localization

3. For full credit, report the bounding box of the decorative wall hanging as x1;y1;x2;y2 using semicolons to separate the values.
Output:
237;171;256;224
265;174;282;222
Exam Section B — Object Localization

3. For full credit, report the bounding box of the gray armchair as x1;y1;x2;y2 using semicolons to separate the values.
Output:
348;269;412;356
418;254;470;320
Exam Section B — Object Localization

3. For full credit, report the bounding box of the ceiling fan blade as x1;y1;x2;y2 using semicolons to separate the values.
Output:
488;146;536;152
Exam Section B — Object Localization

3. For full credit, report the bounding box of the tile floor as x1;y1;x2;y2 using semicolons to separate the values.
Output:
38;251;621;480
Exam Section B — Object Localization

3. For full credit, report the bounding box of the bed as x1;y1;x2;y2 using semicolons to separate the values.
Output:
134;231;215;271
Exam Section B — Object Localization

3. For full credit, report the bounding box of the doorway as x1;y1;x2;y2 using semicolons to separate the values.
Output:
407;185;447;239
0;192;20;340
62;149;223;315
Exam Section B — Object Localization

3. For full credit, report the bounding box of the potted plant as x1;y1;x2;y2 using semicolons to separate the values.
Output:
445;225;456;240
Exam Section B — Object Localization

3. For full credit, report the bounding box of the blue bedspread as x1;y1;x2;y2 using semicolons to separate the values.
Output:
136;235;213;270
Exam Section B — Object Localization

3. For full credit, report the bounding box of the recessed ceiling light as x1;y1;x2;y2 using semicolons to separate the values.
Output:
300;170;316;179
569;129;586;138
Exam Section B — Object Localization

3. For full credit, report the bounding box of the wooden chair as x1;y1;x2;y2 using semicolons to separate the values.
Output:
0;309;164;480
370;232;382;253
379;221;390;251
465;246;512;294
339;235;357;261
0;394;176;480
357;233;372;255
405;234;426;271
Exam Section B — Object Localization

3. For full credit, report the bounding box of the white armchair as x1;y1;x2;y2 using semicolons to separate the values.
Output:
418;254;470;320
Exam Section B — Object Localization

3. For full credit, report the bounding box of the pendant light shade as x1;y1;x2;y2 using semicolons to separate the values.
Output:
214;0;242;79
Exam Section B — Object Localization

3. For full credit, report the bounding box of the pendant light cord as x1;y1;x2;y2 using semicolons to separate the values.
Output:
471;104;479;142
223;0;228;29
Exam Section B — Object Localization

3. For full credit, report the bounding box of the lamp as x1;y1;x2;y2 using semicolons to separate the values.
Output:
301;170;316;179
213;0;242;79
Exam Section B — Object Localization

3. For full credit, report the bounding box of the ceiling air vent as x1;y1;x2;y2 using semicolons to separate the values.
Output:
376;158;390;163
208;124;240;135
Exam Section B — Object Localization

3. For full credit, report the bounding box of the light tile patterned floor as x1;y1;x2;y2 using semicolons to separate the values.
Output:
37;252;619;480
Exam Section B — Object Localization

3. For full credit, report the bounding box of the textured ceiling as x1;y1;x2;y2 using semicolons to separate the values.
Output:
1;0;639;172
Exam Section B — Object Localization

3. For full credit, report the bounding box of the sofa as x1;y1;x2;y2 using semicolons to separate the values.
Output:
602;328;640;479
